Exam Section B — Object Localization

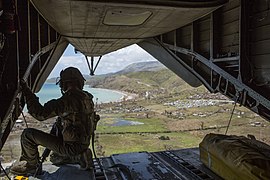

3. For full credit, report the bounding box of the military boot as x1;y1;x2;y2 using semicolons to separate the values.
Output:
50;150;93;170
10;160;42;176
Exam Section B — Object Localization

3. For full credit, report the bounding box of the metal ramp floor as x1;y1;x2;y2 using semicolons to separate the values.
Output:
19;148;220;180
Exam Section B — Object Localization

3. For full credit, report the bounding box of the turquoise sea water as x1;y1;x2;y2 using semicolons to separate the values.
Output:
36;83;124;105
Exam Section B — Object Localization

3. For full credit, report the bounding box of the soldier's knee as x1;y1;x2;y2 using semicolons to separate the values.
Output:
21;128;35;139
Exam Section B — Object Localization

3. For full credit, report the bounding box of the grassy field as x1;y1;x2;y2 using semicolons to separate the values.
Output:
87;68;270;157
97;117;167;133
92;99;270;157
1;84;270;163
97;132;202;156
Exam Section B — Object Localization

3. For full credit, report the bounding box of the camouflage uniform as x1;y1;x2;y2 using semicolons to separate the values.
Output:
11;67;96;175
19;87;95;166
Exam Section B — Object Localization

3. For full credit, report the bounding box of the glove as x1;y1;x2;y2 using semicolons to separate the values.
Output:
94;112;100;122
20;79;33;97
95;114;100;121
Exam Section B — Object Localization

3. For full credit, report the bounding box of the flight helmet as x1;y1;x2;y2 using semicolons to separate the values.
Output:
57;67;85;90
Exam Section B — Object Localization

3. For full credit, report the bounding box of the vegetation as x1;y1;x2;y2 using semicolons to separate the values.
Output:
93;101;269;157
85;63;269;157
97;132;202;156
2;62;269;162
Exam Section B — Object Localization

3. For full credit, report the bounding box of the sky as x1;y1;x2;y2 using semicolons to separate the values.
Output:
48;44;157;78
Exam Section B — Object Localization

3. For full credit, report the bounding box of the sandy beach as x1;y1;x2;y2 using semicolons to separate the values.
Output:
86;87;138;103
118;91;138;101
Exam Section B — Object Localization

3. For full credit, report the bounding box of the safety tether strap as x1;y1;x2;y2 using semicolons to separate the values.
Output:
225;93;240;135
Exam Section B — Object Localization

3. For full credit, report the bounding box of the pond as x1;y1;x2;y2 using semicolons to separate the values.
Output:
111;118;144;126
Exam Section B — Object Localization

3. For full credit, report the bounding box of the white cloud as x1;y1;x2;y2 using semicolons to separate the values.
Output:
49;44;157;78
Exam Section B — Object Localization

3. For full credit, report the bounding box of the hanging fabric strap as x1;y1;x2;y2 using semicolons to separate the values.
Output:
85;55;102;76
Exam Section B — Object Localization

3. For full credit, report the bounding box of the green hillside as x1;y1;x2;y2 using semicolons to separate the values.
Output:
86;68;207;97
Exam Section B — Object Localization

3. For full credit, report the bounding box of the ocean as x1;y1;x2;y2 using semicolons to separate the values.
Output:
36;83;124;105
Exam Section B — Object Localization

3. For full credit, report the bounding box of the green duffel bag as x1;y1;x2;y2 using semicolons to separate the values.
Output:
199;133;270;180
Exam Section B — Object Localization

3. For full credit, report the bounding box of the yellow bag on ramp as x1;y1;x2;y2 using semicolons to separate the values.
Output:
199;133;270;180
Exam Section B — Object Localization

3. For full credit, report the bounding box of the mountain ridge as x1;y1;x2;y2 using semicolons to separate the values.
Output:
85;61;202;95
46;61;164;83
46;61;205;97
117;61;165;74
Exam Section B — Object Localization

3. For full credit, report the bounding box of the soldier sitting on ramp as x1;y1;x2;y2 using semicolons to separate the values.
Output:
10;67;98;176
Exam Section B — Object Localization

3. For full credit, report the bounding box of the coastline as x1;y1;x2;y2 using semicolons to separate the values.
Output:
116;90;138;102
87;87;138;103
96;88;138;102
37;84;135;104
